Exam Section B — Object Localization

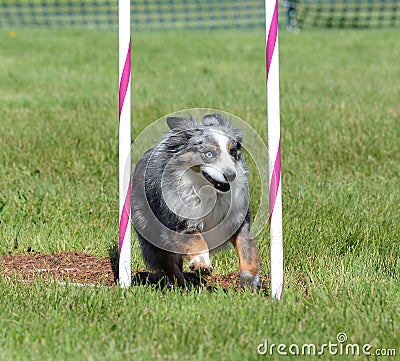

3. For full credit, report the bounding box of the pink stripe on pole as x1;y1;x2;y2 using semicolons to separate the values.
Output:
119;183;131;253
269;142;281;220
266;0;278;77
119;40;131;118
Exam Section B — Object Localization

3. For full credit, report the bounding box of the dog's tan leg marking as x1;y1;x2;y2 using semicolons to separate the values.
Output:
231;226;261;289
183;229;213;275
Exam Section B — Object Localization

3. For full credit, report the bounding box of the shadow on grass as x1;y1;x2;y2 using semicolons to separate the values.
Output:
108;244;270;294
127;268;269;296
107;243;119;285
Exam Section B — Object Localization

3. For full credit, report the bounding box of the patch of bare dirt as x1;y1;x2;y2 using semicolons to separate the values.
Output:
0;252;269;292
0;252;117;286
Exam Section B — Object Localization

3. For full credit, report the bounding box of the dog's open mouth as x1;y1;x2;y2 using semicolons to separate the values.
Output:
202;171;230;192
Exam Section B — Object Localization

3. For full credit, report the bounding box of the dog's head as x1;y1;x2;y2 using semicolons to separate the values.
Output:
163;113;245;193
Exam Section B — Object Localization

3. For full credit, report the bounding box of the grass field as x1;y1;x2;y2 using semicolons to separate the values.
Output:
1;28;399;360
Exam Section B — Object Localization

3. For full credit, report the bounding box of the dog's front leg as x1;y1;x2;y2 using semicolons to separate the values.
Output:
231;223;261;289
183;229;213;275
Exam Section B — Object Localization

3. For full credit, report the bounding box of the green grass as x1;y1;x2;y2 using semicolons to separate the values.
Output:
1;28;399;360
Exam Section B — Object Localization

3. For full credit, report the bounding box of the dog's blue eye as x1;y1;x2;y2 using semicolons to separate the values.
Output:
204;151;214;158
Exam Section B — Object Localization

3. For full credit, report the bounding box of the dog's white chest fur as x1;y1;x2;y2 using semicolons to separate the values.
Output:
163;171;231;231
162;170;246;245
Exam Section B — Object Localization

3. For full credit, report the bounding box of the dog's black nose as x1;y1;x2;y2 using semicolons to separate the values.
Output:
223;170;236;182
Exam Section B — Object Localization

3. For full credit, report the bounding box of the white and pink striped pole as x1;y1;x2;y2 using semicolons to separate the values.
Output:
265;0;284;300
118;0;131;288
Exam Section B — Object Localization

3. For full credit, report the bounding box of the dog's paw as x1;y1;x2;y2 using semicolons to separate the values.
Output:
189;252;213;275
239;271;261;290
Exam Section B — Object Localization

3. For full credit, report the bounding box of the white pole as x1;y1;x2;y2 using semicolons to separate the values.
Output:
265;0;284;300
118;0;131;288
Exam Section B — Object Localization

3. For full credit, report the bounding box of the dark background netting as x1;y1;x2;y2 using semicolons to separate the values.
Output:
298;0;399;28
0;0;398;30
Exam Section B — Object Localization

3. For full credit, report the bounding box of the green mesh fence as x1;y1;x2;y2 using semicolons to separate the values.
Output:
297;0;399;28
0;1;274;30
0;0;399;30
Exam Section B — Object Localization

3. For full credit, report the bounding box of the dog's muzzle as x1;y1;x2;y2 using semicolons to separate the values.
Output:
202;171;230;192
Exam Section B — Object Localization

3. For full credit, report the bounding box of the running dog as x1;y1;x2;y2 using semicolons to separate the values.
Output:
132;113;260;289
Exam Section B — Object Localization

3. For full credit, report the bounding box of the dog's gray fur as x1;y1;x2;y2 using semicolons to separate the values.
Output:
132;113;260;288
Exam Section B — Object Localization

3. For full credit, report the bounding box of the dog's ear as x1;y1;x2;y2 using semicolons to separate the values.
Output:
166;116;196;132
201;113;230;127
201;113;243;142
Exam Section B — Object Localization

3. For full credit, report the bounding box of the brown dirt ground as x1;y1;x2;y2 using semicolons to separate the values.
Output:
0;252;270;293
